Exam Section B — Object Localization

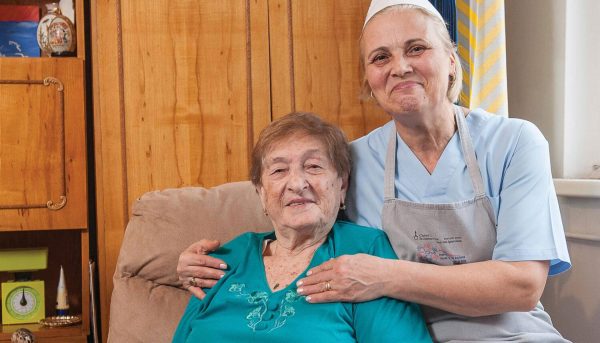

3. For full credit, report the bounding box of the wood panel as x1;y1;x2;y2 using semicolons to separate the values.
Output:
122;0;255;198
90;0;125;340
269;0;389;140
0;58;87;231
91;1;271;340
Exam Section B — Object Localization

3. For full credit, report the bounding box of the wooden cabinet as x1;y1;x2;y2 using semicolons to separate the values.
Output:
0;58;87;231
91;1;389;341
0;1;89;342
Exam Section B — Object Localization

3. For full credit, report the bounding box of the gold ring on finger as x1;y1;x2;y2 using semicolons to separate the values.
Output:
325;281;331;292
190;277;197;287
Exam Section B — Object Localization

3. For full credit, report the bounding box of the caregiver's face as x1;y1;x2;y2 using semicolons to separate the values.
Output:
257;133;346;233
362;8;454;114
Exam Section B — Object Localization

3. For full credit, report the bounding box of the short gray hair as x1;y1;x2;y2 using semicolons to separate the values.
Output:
250;112;351;186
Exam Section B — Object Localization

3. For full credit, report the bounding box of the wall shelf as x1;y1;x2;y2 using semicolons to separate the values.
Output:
554;178;600;198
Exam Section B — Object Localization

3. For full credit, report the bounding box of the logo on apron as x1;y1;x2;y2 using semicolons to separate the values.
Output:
412;231;467;264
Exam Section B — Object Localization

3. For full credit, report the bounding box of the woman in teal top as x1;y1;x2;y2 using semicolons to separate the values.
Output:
173;222;429;342
173;112;430;342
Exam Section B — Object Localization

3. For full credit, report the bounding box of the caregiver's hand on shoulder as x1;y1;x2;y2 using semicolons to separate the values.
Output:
177;239;227;300
296;254;389;303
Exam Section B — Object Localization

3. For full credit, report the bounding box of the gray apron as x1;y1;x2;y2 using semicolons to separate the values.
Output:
381;106;569;342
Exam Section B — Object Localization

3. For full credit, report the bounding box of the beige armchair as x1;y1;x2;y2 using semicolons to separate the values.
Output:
108;181;273;342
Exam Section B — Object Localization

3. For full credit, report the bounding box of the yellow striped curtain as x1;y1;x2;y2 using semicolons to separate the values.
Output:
457;0;508;116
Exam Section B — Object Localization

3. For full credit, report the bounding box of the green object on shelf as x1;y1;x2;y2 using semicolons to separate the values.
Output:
0;248;48;272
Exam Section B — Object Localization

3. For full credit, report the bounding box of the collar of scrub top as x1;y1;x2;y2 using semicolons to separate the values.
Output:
364;0;445;28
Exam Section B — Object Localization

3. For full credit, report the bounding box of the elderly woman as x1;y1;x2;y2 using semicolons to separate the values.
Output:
172;112;431;342
177;1;571;342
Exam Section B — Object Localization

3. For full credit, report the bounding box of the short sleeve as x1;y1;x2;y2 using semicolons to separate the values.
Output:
492;122;571;275
353;232;432;342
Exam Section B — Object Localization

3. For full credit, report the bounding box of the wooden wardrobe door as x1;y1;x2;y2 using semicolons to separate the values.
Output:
269;0;389;140
0;59;87;231
91;1;269;339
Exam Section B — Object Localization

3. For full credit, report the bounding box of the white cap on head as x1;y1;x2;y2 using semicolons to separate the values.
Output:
363;0;444;28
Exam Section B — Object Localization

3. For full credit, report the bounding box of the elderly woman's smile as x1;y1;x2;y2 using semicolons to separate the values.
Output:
257;133;346;234
286;197;314;207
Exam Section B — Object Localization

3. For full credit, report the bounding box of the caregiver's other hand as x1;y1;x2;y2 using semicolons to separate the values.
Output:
177;239;227;299
296;254;390;303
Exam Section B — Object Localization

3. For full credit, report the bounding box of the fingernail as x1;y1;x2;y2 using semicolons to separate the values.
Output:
220;264;227;269
306;270;312;276
296;280;303;286
219;273;225;279
306;296;312;302
297;288;304;294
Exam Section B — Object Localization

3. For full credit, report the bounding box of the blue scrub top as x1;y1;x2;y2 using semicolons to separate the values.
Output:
346;108;571;275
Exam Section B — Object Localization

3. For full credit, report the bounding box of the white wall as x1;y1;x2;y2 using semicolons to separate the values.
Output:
505;1;600;342
544;196;600;343
505;0;566;177
506;0;600;179
563;1;600;178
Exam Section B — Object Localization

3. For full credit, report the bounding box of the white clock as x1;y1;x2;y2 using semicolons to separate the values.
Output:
8;287;39;318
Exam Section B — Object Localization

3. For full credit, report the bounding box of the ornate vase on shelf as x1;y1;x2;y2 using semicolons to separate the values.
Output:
37;3;76;57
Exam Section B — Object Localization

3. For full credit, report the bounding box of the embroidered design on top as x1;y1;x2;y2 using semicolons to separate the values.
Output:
229;283;302;332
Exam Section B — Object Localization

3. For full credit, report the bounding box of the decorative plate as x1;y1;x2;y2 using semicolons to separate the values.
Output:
39;315;82;327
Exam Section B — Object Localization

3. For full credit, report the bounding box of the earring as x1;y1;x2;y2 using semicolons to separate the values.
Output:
263;209;268;216
449;74;456;84
340;202;346;210
370;91;374;98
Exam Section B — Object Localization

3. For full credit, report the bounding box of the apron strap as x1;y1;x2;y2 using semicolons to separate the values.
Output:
384;125;397;200
383;106;487;200
454;106;486;197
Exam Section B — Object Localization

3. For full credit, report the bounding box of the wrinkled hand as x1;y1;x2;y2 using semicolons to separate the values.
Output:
177;239;227;299
296;254;389;303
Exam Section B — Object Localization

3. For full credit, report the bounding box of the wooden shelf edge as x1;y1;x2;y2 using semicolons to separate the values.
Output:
0;322;85;340
0;227;88;233
0;57;83;62
554;178;600;198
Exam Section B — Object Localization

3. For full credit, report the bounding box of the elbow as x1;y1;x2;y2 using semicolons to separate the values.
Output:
515;292;541;312
508;260;550;312
462;287;542;317
513;278;546;312
467;279;545;317
519;286;544;311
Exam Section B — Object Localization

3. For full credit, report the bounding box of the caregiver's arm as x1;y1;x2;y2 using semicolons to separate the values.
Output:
177;239;228;299
297;256;549;317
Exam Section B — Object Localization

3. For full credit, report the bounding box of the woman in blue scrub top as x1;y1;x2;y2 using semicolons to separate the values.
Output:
177;0;571;342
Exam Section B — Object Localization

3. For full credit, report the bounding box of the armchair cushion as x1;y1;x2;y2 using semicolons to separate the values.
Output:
108;181;273;342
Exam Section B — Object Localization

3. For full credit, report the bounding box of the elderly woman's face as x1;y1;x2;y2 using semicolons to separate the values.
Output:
362;9;454;115
257;134;346;233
